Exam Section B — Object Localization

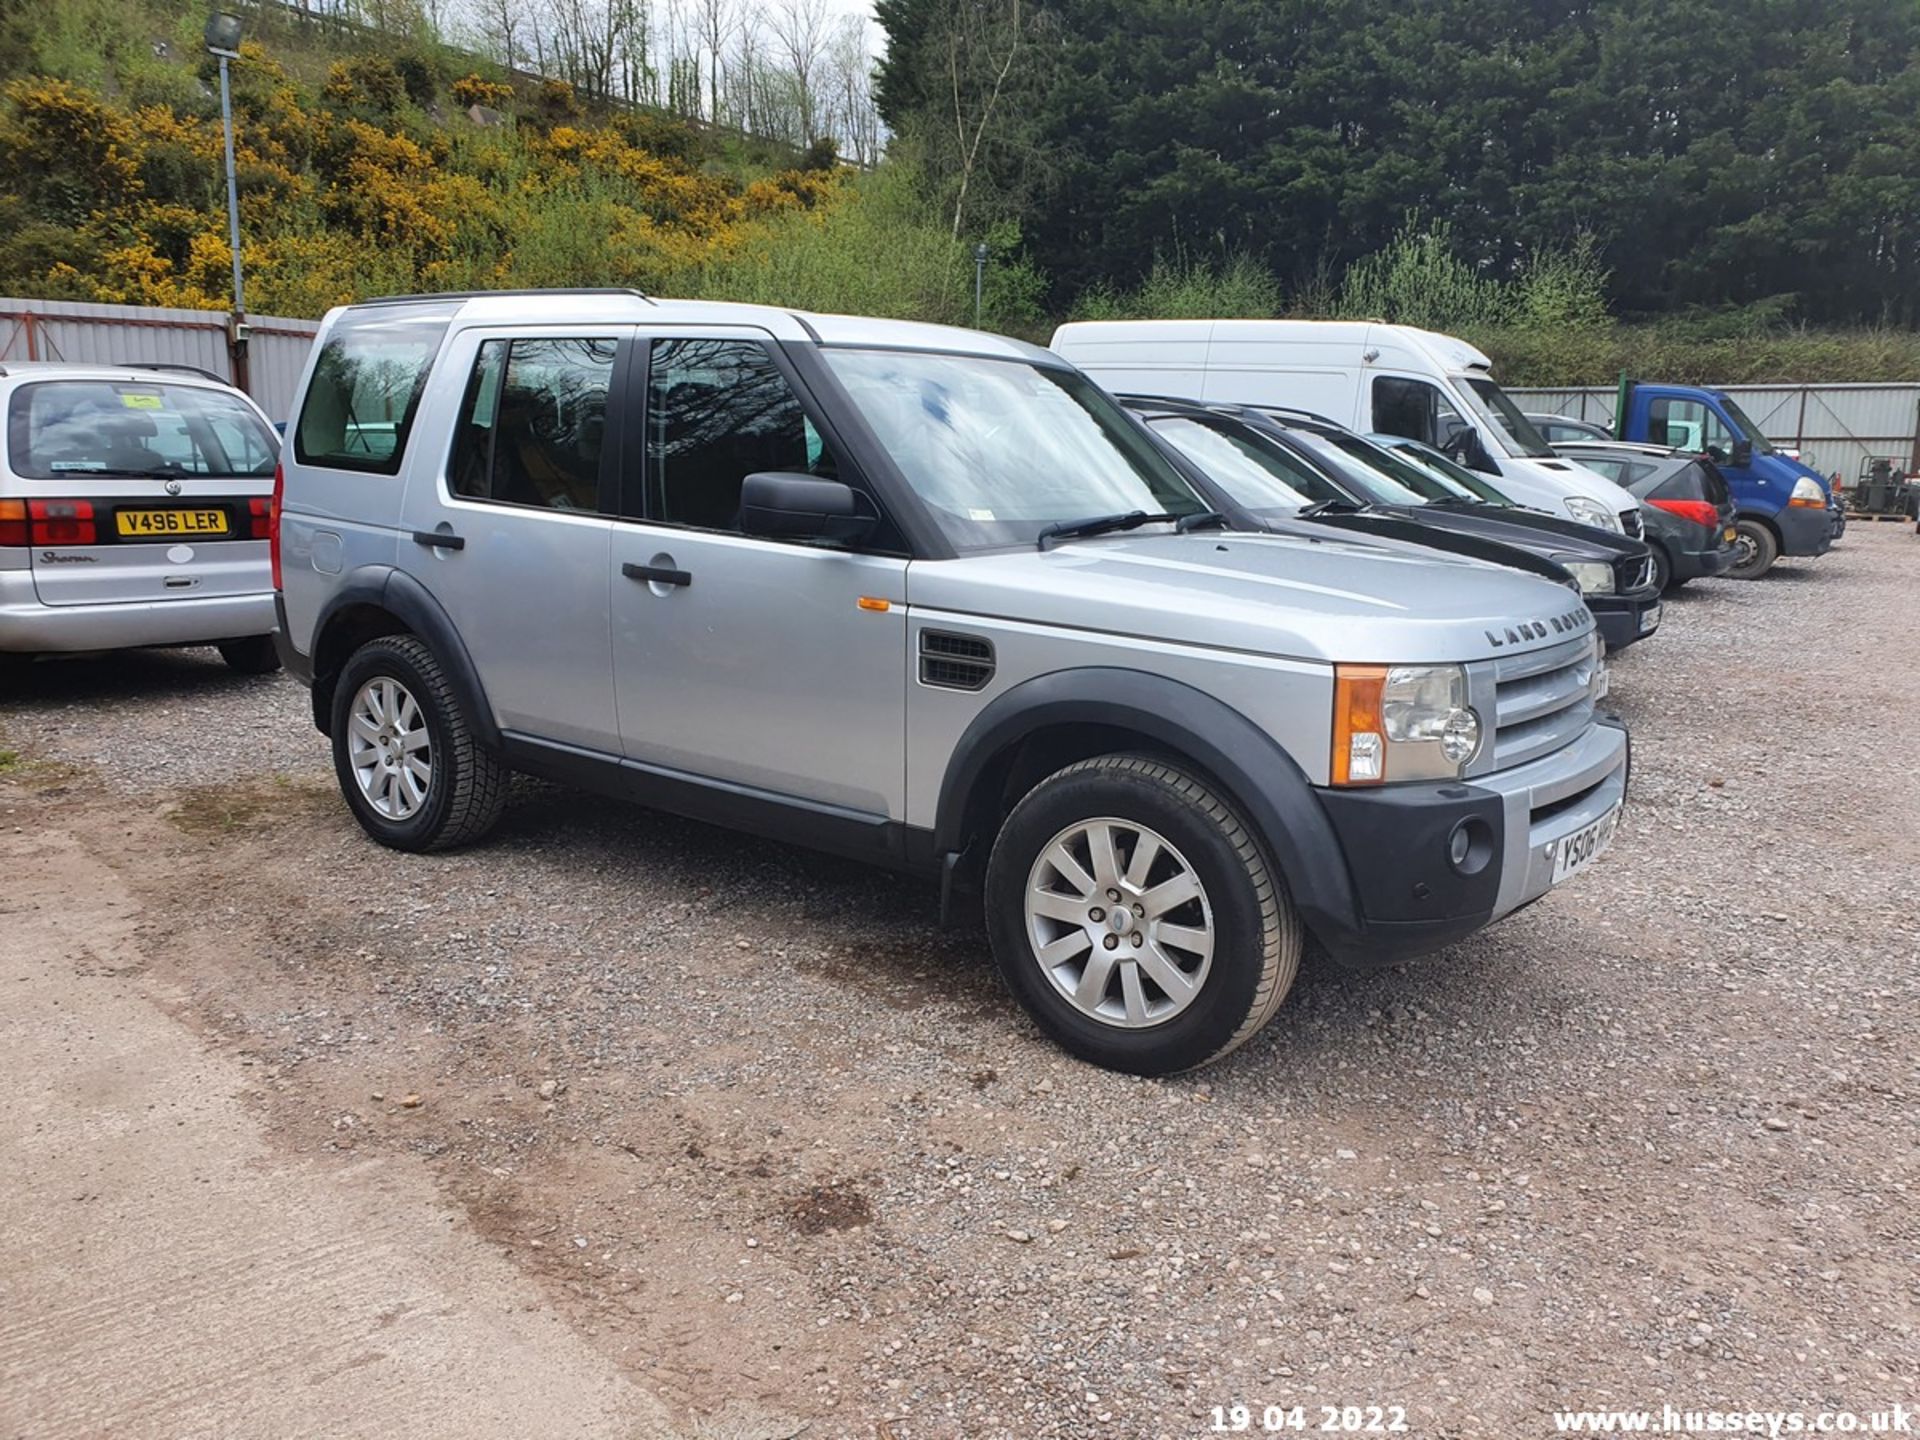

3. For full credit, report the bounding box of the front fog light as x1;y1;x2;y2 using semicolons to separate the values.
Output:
1563;560;1616;594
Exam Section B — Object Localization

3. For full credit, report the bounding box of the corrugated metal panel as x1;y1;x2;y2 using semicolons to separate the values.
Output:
246;319;321;423
0;296;319;423
1513;382;1920;480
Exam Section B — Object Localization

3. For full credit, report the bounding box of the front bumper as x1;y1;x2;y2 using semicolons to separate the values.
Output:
0;569;276;654
1775;503;1833;558
1589;586;1663;651
1307;717;1630;971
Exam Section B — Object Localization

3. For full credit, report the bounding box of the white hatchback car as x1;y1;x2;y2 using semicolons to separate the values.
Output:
0;362;282;673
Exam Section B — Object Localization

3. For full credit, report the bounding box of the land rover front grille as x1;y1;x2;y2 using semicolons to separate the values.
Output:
1491;635;1596;769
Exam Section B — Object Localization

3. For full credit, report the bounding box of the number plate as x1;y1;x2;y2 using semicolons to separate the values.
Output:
1723;526;1737;542
1551;804;1619;885
1638;600;1662;633
115;508;229;538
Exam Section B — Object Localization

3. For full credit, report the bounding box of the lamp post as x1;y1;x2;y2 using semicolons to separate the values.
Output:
204;12;245;316
972;242;989;328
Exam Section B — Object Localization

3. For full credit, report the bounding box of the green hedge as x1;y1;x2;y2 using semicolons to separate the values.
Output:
1471;326;1920;388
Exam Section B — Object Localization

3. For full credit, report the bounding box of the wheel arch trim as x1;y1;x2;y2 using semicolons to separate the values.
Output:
309;566;499;748
933;667;1360;942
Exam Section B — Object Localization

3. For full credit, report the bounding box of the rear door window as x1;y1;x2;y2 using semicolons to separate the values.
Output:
449;337;618;512
6;381;278;480
295;306;454;475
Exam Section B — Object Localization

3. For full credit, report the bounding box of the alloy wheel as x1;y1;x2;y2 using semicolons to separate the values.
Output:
347;676;433;820
1024;817;1214;1028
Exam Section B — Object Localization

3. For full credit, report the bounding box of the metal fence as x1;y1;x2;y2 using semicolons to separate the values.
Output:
0;297;319;422
1512;382;1920;484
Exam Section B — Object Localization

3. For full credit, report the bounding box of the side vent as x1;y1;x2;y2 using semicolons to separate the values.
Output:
919;631;995;691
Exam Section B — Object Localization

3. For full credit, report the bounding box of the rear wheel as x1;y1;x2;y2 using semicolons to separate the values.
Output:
1727;519;1778;580
330;634;507;852
217;635;282;675
984;754;1301;1075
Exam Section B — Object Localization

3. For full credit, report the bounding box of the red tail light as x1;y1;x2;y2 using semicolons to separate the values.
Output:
28;499;97;545
269;462;284;590
1649;497;1719;528
0;500;26;547
247;496;272;540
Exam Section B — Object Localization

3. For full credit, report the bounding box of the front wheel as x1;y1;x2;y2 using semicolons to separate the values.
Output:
330;634;507;852
1649;544;1674;593
1727;519;1779;580
984;754;1301;1075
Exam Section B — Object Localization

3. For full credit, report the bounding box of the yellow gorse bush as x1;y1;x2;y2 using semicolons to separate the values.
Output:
0;48;850;314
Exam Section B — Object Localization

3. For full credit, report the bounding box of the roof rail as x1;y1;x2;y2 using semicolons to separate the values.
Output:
119;362;231;384
357;287;656;307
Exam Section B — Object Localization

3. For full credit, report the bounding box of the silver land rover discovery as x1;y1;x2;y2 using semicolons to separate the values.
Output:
274;292;1629;1074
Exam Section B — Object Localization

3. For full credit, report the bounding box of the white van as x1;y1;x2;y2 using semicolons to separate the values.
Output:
1050;319;1640;536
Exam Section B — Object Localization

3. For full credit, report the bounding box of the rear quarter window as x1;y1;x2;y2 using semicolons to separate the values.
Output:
295;307;454;475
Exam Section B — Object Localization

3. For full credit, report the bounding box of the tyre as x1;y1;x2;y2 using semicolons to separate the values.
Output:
330;634;507;852
217;635;282;675
983;754;1301;1075
1727;518;1778;580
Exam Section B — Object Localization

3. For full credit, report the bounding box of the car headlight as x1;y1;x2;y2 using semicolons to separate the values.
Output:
1331;663;1481;784
1789;476;1826;508
1565;496;1623;531
1562;560;1616;595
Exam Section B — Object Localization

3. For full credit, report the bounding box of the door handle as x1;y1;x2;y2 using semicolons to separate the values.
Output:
412;530;465;551
622;561;691;588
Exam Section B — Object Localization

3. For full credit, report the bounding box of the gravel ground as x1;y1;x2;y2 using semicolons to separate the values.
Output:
4;528;1917;1439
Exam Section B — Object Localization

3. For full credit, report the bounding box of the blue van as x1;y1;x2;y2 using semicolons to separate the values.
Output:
1613;382;1835;579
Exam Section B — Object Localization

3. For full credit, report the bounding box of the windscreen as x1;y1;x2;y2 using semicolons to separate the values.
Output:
1716;394;1777;455
1377;438;1516;505
1281;429;1439;506
1460;377;1554;458
1144;416;1349;515
822;349;1209;550
6;380;279;480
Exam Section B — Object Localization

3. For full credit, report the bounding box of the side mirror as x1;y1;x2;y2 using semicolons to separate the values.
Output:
1729;438;1753;468
739;472;876;544
1444;425;1496;474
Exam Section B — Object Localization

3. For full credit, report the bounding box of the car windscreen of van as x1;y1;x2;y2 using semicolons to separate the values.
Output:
295;306;455;476
1459;378;1554;458
7;381;278;480
1143;417;1348;513
1716;394;1777;455
822;349;1209;550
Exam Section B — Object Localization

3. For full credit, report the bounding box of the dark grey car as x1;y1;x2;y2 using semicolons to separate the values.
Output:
1553;442;1738;590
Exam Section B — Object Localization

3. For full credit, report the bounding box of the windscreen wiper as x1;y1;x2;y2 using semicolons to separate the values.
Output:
1296;497;1367;517
1036;510;1181;550
1175;510;1228;533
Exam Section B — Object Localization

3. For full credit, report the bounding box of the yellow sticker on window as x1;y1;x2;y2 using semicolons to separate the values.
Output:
120;393;163;409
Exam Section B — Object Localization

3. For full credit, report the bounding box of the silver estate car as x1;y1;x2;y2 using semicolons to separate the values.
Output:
0;363;281;672
274;291;1630;1074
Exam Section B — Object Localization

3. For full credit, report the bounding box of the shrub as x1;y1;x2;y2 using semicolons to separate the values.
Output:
450;73;514;111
